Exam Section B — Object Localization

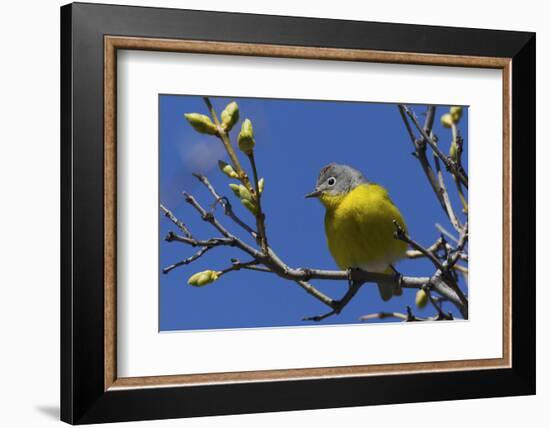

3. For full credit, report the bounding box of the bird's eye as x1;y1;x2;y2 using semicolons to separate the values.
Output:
327;177;336;186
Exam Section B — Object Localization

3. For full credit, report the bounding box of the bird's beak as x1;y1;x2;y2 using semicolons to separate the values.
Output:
305;189;322;199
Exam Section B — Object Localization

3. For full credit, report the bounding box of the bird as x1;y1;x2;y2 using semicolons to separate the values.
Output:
305;163;408;301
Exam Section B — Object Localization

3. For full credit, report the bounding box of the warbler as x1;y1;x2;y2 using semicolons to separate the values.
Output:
306;164;407;301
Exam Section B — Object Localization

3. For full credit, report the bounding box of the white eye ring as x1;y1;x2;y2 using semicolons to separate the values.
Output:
327;177;336;186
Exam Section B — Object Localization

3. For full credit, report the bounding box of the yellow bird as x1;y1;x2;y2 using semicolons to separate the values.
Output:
306;163;408;301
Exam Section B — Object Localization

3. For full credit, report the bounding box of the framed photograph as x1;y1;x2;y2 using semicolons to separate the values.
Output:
61;2;535;424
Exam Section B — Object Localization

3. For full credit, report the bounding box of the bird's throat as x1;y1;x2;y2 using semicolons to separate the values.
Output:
319;192;347;211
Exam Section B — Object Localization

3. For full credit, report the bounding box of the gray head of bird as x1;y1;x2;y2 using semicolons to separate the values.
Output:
305;163;366;199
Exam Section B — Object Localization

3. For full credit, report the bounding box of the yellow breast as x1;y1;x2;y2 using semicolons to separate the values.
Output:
321;183;407;272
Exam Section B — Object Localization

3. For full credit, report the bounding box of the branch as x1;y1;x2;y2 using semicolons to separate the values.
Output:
160;204;192;238
161;193;442;319
248;153;269;252
394;221;446;273
398;105;448;214
181;191;263;260
401;104;468;188
202;97;247;182
192;173;258;239
406;236;444;259
162;246;212;274
433;147;463;233
392;218;468;319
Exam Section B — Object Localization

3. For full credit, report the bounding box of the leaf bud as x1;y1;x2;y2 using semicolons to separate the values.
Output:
188;270;219;287
218;160;239;179
450;106;463;123
240;198;258;215
440;113;454;128
229;183;251;201
220;101;240;132
415;289;429;309
238;119;255;154
184;113;218;135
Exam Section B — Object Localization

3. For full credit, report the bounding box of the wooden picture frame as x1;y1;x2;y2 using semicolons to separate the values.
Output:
61;2;535;424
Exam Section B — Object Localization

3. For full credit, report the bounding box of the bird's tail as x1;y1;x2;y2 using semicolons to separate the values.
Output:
376;266;402;302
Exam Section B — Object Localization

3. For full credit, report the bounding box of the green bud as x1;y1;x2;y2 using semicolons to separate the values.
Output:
220;101;239;132
184;113;218;135
241;198;258;215
228;183;241;198
450;106;463;123
238;119;255;154
258;177;265;194
415;289;429;309
187;270;219;287
229;183;251;201
218;160;239;179
440;113;454;129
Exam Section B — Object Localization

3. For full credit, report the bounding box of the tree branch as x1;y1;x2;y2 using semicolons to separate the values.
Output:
398;105;448;214
248;153;269;252
192;173;258;239
401;104;468;188
202;97;247;182
162;246;213;274
163;183;470;321
160;204;192;238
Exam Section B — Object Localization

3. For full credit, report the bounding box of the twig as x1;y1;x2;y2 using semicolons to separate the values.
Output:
433;153;462;232
160;204;192;238
435;223;459;243
401;104;468;188
165;232;233;247
393;221;446;273
452;131;468;213
293;280;335;307
218;259;260;276
453;264;468;274
192;173;258;239
202;97;247;181
303;280;362;321
248;153;269;252
406;237;444;259
182;191;263;260
163;246;212;274
398;105;447;214
425;286;453;320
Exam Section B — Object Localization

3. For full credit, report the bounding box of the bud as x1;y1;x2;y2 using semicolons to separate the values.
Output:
258;177;265;194
184;113;218;135
241;198;258;215
238;119;255;154
220;101;239;132
218;160;239;179
228;183;241;198
450;106;463;123
415;289;429;309
440;113;454;129
187;270;219;287
229;183;251;201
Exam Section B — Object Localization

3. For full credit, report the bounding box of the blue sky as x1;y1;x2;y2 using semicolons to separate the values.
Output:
159;95;468;331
